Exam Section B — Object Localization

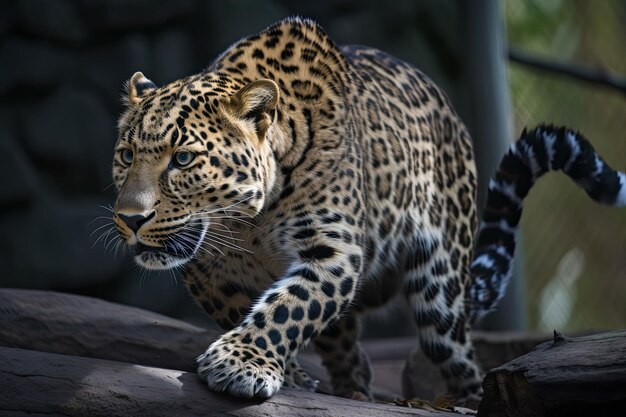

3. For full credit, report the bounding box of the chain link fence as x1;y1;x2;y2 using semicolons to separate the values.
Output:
506;0;626;331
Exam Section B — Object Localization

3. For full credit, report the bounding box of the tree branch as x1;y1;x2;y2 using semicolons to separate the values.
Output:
508;48;626;96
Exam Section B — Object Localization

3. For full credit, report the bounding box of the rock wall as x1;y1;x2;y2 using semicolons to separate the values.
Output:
0;0;467;326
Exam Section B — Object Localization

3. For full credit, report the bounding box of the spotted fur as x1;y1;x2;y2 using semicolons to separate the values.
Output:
470;125;626;321
110;17;623;402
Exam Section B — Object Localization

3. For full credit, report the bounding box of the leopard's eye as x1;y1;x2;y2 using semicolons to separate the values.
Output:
119;148;134;166
173;151;196;168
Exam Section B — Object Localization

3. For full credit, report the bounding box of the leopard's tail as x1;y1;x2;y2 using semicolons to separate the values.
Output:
469;125;626;322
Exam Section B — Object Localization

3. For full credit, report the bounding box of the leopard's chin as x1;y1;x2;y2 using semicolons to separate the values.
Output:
133;247;191;270
132;219;207;270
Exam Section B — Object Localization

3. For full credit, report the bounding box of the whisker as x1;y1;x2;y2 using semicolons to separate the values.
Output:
180;224;251;253
188;215;253;224
176;232;214;257
205;236;252;254
89;221;115;237
210;195;255;212
169;235;197;256
113;238;125;262
87;216;114;228
168;268;178;287
104;231;120;253
201;241;223;256
199;216;263;232
203;230;248;247
108;235;121;252
138;266;149;288
191;195;256;216
205;222;240;241
91;225;113;244
103;182;117;192
93;227;115;248
223;216;263;231
99;204;115;213
190;212;262;230
205;230;246;242
206;221;241;236
212;223;238;241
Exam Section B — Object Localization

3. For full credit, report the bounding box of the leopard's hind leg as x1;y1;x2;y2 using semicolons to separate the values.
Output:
313;312;372;398
403;233;483;401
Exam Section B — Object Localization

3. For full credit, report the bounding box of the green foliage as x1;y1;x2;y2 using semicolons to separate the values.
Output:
505;0;626;331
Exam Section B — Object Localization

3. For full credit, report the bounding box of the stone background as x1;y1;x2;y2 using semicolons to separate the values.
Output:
0;0;473;331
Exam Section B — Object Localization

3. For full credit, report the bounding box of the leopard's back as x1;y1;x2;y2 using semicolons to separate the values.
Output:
341;46;478;311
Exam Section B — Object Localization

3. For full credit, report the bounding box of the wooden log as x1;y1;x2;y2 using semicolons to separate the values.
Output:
471;331;553;372
0;289;404;399
0;346;458;417
0;289;398;399
478;330;626;417
0;288;218;372
0;289;332;393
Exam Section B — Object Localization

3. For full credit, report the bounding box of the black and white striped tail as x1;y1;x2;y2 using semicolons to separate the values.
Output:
469;125;626;322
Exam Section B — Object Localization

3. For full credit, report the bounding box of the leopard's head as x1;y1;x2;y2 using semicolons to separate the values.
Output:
112;72;279;269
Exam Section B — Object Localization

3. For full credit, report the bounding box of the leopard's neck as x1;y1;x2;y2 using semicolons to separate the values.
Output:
208;17;354;162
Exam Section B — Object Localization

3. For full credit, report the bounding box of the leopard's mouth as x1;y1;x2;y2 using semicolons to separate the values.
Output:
132;219;207;270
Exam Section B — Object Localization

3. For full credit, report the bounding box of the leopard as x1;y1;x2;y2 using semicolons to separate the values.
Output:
111;16;626;401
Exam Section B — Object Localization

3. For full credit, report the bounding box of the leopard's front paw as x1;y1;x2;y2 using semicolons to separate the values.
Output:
197;334;284;399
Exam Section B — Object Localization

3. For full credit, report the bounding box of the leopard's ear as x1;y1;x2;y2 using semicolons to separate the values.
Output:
225;79;279;141
127;72;157;105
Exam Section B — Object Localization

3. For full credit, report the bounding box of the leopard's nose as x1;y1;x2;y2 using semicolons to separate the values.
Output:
118;210;156;233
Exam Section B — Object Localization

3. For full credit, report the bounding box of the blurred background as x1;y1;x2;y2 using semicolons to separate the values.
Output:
0;0;624;335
